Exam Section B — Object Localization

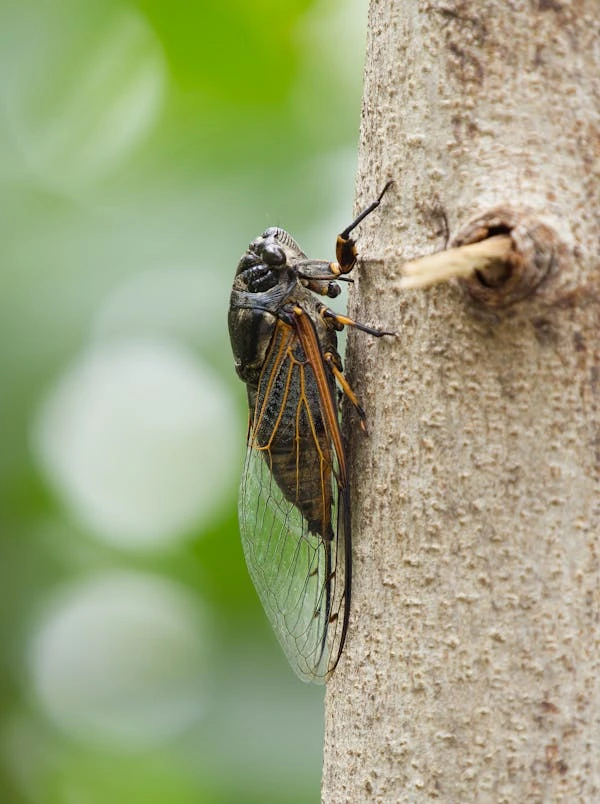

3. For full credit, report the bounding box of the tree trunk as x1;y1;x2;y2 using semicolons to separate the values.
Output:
323;2;600;802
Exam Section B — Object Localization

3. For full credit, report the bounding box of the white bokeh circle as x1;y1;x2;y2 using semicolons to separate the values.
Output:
28;571;209;749
33;338;241;549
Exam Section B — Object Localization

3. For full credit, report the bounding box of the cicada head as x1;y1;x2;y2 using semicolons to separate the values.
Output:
233;228;307;290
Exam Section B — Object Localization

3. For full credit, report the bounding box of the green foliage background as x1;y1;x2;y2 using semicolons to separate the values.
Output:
0;1;367;801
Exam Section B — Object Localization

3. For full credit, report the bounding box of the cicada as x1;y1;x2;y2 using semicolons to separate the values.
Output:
228;182;394;682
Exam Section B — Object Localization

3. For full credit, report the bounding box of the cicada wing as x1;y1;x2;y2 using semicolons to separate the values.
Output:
239;315;350;683
239;439;349;683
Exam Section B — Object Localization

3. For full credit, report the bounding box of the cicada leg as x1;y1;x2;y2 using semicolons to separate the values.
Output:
296;181;394;296
323;351;367;433
321;302;395;434
333;181;394;276
294;260;348;298
319;305;396;338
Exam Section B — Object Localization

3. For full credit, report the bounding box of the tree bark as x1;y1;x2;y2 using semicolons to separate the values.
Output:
323;1;600;802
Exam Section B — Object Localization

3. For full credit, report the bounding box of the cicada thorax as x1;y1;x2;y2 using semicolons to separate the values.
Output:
250;316;339;540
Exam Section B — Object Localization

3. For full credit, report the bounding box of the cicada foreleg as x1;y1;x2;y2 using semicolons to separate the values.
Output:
334;180;394;276
295;181;394;298
295;259;349;299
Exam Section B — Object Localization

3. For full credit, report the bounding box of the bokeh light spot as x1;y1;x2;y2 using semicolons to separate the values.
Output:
33;338;240;549
28;571;209;749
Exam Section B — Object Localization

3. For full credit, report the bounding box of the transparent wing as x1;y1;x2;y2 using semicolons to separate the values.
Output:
239;316;350;683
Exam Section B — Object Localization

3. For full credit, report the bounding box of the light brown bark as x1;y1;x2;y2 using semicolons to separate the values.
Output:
323;1;600;802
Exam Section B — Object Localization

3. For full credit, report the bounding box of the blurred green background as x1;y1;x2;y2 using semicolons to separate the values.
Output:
0;0;367;801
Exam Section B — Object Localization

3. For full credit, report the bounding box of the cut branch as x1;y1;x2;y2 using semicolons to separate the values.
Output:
398;234;512;289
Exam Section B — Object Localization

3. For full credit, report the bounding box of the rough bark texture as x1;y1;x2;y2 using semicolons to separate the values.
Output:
323;1;600;802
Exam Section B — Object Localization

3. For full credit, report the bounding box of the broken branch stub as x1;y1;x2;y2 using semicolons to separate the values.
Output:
398;206;558;307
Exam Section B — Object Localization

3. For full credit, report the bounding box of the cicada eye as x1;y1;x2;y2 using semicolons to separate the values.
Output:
327;281;341;298
262;243;286;266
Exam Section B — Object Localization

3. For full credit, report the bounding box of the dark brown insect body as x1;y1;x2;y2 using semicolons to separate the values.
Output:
228;183;393;682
